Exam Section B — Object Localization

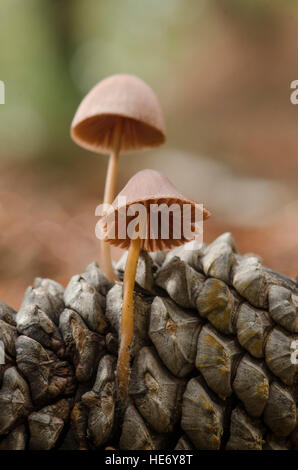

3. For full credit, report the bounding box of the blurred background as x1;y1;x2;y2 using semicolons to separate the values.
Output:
0;0;297;308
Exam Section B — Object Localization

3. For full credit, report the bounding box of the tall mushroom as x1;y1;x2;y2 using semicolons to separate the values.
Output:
71;74;166;281
98;169;211;404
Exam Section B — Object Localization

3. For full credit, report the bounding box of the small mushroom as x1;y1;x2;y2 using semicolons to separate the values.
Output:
71;74;166;281
98;169;210;403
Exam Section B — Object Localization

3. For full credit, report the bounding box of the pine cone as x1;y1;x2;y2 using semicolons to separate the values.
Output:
0;234;297;450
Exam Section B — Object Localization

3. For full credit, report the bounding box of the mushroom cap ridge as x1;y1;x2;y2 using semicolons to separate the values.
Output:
71;74;166;155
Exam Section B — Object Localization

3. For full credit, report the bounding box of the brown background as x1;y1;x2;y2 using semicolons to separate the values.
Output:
0;0;297;308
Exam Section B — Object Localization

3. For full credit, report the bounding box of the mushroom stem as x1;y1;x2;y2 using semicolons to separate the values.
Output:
117;235;141;404
101;118;123;282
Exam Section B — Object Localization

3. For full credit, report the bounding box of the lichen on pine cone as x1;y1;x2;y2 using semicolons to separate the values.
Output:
0;233;297;450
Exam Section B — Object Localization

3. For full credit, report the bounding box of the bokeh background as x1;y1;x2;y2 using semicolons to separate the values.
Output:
0;0;297;309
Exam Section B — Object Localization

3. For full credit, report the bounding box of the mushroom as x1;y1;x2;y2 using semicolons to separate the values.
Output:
71;74;166;281
98;169;211;403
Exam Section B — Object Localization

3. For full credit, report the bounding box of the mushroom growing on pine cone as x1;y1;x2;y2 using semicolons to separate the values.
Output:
97;168;210;404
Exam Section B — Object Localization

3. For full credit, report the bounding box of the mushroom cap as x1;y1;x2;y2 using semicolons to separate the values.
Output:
71;74;166;155
98;169;211;252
